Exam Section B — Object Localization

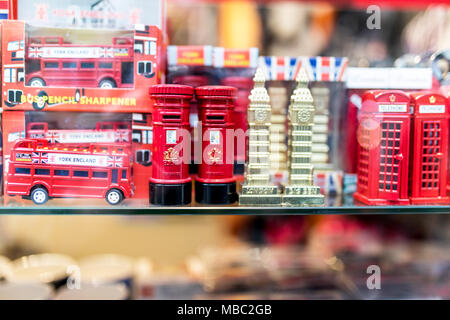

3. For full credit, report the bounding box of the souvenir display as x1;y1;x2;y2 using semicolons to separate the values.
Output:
149;84;193;206
355;90;450;206
6;138;134;205
409;92;450;204
1;20;162;112
258;56;348;194
239;68;282;206
195;86;238;205
354;90;412;206
0;3;448;209
282;69;324;206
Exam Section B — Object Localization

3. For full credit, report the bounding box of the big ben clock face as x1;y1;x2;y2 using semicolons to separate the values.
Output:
298;109;311;123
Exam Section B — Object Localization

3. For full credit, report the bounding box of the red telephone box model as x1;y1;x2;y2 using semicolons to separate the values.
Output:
221;77;253;175
354;90;412;205
409;92;450;204
6;139;134;205
25;36;134;89
195;86;238;204
149;84;193;205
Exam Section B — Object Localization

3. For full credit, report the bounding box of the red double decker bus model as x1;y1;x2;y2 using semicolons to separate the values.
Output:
1;21;161;112
25;36;134;89
26;121;132;144
6;139;134;205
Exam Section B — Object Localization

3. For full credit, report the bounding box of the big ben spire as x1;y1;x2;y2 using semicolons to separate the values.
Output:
282;68;324;206
239;68;282;206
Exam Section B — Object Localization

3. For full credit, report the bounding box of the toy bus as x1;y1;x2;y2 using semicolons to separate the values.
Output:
6;139;134;205
26;36;134;89
2;21;159;111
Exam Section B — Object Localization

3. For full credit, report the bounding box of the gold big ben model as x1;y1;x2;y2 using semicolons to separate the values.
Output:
282;68;324;206
239;68;282;206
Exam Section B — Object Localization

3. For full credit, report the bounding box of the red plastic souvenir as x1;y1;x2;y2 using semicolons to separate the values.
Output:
1;20;162;112
354;90;411;205
220;76;253;175
172;75;210;174
6;139;134;205
409;92;450;204
195;85;238;204
25;36;134;89
149;84;193;205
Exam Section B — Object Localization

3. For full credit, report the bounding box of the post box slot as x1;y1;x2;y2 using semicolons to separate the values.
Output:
162;114;181;120
206;115;225;121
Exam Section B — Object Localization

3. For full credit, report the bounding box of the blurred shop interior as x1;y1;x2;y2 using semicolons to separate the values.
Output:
0;0;449;300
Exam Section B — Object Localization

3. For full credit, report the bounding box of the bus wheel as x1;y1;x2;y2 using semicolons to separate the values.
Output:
99;79;116;89
106;189;123;205
32;91;49;110
29;77;46;87
31;187;49;205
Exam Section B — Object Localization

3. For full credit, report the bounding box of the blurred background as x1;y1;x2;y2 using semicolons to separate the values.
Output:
0;0;449;300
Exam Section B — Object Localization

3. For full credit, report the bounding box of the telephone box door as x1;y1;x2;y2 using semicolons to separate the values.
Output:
377;119;409;201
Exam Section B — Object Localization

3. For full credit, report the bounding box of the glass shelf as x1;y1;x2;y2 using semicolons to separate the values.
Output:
1;195;450;215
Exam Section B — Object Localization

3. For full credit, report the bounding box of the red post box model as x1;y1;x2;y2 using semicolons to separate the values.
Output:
172;75;210;174
195;85;238;204
221;77;253;175
409;92;450;204
149;84;193;205
354;90;411;205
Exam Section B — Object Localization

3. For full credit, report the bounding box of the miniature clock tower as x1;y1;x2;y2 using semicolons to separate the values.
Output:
239;68;282;206
282;68;324;206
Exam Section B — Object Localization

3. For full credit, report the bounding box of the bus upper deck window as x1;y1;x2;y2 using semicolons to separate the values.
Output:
99;62;113;69
73;170;89;177
63;62;77;69
93;171;108;179
54;170;69;176
35;169;50;175
15;168;31;175
44;62;59;69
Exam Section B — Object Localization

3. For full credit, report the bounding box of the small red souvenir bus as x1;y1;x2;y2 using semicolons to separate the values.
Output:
6;139;134;205
25;36;134;88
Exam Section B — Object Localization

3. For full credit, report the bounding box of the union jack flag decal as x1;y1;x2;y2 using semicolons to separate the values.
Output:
107;156;123;167
99;47;115;58
307;57;348;82
32;152;48;164
29;47;44;58
46;131;60;144
259;56;348;82
115;131;130;142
